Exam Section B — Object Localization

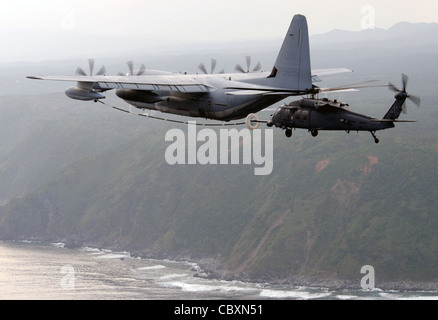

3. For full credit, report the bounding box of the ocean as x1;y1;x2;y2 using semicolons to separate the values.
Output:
0;241;437;301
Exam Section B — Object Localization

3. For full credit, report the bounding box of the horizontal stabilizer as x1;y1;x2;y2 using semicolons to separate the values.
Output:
312;68;353;78
372;119;417;123
226;90;274;96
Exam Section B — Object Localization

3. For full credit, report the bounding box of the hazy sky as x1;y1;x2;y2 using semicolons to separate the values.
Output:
2;0;438;40
0;0;437;62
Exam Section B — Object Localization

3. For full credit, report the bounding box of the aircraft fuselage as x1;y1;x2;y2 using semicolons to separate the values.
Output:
116;73;288;121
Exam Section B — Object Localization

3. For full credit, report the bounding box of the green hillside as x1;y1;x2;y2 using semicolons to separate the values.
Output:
1;119;437;284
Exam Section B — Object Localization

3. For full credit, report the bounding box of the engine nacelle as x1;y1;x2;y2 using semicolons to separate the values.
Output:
65;87;105;101
116;89;163;104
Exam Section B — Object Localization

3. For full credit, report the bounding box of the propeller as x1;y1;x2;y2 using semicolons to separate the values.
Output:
198;59;224;74
388;73;421;113
235;56;262;73
119;61;147;76
76;59;106;76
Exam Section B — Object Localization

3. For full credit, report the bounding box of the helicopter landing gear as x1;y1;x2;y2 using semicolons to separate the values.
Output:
310;129;319;137
285;128;292;138
370;131;380;144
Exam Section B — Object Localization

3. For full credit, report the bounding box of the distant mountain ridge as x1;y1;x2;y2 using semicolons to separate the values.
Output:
311;21;438;51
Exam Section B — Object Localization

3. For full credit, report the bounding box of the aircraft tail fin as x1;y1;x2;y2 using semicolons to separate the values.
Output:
264;14;313;91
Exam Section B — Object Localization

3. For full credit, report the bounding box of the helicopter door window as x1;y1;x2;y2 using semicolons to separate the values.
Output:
302;110;309;121
295;110;301;120
285;109;291;120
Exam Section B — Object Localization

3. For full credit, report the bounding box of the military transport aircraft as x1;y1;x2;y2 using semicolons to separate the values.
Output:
27;14;352;124
262;74;420;143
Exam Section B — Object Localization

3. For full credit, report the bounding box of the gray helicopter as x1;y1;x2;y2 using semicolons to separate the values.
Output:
261;74;420;144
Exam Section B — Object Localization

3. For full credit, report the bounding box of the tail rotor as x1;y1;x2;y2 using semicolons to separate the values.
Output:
388;73;421;113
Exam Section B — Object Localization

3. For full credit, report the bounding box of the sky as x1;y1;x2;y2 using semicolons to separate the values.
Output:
0;0;437;62
2;0;438;38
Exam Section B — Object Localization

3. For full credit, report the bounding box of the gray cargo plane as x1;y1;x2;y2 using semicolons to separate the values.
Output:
27;14;351;123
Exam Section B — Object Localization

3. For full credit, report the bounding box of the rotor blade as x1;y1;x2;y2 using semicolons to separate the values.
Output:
402;73;408;92
210;59;217;74
402;102;407;114
321;80;381;92
137;64;146;76
235;64;246;73
127;61;134;76
96;65;106;76
198;63;208;74
318;84;388;93
409;95;421;107
252;62;262;72
76;67;87;76
246;56;251;72
388;82;400;93
88;59;95;76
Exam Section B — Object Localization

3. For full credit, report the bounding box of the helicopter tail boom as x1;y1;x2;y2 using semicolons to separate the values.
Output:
383;93;407;120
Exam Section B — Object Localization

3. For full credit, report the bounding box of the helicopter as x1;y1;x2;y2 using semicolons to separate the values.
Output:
248;74;420;144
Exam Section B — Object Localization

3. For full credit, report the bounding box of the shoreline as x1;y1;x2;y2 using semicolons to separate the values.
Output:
4;238;438;293
194;258;438;293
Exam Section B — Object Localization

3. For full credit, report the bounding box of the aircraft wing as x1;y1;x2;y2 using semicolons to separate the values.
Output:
26;75;211;94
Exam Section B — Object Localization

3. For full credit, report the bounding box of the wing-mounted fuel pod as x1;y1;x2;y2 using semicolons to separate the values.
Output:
65;82;105;101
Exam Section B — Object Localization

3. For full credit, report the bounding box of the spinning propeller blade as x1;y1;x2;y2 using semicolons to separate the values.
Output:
88;59;94;76
235;56;262;73
76;59;106;76
198;59;222;74
127;60;134;76
120;61;147;76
